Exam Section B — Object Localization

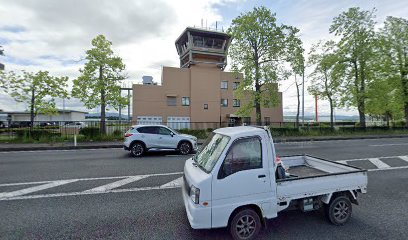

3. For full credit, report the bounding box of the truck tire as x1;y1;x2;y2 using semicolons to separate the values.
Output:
229;208;261;240
325;195;352;225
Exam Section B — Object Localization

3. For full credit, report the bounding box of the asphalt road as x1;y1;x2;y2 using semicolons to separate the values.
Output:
0;137;407;239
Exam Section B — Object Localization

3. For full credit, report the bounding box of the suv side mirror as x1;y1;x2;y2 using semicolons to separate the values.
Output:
170;132;175;137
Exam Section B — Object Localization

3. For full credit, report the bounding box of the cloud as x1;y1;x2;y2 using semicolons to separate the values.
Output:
1;0;407;117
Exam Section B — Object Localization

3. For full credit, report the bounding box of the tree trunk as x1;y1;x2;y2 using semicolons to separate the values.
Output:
329;97;334;129
99;66;106;135
358;61;366;128
254;48;261;125
30;87;35;133
401;73;408;128
352;59;366;128
295;75;300;129
323;69;334;129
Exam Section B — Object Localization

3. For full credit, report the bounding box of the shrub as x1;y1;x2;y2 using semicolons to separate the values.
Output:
178;129;208;139
112;129;123;137
14;129;61;140
79;127;100;138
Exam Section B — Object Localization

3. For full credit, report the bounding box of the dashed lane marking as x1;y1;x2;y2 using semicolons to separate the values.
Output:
84;175;148;193
368;158;391;169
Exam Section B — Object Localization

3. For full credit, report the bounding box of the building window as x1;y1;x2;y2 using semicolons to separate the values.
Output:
221;81;228;89
243;117;251;125
221;99;228;107
167;97;177;106
181;97;190;106
232;82;240;90
233;99;240;107
204;104;208;110
264;117;271;125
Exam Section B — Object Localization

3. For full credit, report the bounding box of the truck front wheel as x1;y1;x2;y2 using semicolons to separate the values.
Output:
229;208;261;240
326;195;352;225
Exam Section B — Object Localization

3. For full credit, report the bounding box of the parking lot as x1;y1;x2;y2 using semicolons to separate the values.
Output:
0;138;408;239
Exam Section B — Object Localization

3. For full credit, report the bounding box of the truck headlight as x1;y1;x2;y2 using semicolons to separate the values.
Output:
190;185;200;204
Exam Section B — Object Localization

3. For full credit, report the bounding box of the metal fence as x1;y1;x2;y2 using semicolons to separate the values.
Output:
0;120;406;140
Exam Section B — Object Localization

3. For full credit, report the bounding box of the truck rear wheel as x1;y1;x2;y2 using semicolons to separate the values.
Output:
326;195;352;225
229;208;261;240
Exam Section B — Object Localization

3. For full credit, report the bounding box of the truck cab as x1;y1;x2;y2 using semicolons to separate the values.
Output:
182;126;367;240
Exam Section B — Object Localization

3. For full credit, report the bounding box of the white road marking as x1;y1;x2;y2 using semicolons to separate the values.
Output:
0;180;77;198
369;143;408;147
400;156;408;162
0;185;181;201
0;172;183;187
160;177;183;188
84;176;147;193
337;160;348;164
368;158;390;169
369;165;408;172
342;155;408;162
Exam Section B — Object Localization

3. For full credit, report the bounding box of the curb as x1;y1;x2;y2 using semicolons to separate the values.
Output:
0;134;407;152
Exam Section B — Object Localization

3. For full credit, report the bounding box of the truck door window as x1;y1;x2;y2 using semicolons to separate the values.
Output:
220;137;262;178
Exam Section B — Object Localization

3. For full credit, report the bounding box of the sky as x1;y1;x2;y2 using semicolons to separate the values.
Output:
0;0;407;116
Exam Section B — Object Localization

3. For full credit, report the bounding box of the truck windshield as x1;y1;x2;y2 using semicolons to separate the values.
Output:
194;133;230;173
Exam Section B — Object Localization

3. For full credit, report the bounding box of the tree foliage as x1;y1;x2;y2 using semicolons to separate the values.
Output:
376;16;408;126
2;71;68;129
72;35;127;134
329;7;377;128
308;40;344;128
227;6;294;124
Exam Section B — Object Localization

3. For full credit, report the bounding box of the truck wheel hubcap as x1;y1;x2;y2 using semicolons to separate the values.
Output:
333;201;349;221
236;215;255;239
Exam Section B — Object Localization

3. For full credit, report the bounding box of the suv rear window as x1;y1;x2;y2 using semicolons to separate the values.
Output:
137;126;157;134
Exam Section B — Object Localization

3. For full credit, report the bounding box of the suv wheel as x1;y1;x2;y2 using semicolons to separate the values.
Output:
179;142;191;155
130;142;145;157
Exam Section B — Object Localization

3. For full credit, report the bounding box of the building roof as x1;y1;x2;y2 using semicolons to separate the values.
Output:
175;27;230;44
4;109;88;115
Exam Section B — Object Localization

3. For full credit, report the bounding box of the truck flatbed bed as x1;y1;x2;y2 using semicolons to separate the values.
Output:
289;165;328;178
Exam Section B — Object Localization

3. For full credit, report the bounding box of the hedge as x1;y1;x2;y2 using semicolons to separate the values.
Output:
79;127;100;138
178;129;209;139
14;129;61;140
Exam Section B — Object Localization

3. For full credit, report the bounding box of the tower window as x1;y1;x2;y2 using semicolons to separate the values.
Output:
181;97;190;106
221;99;228;107
221;81;228;89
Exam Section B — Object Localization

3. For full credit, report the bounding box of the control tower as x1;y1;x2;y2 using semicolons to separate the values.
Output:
175;27;231;69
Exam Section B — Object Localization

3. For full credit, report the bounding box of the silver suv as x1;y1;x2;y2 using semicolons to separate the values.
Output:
123;125;198;157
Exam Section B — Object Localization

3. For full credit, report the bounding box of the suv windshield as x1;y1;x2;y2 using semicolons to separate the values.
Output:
194;132;230;173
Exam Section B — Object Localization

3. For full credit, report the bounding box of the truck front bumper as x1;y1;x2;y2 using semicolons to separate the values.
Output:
182;180;211;229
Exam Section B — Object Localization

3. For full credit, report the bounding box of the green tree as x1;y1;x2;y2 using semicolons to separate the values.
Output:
308;40;344;129
2;71;68;130
73;35;127;134
286;27;305;128
378;16;408;127
330;7;377;128
228;6;294;124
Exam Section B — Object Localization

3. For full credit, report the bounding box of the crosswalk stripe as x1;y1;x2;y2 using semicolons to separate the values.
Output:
0;179;77;199
84;176;148;193
400;156;408;162
368;158;391;169
160;177;183;188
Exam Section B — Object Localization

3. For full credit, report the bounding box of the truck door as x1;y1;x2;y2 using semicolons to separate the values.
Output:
211;135;277;228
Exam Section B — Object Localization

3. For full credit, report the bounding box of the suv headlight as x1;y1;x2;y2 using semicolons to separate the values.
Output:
190;185;200;204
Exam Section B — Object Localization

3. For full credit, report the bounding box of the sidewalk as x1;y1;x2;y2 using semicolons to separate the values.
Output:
0;134;407;152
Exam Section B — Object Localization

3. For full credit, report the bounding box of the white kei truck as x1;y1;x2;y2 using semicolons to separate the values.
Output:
182;126;368;240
